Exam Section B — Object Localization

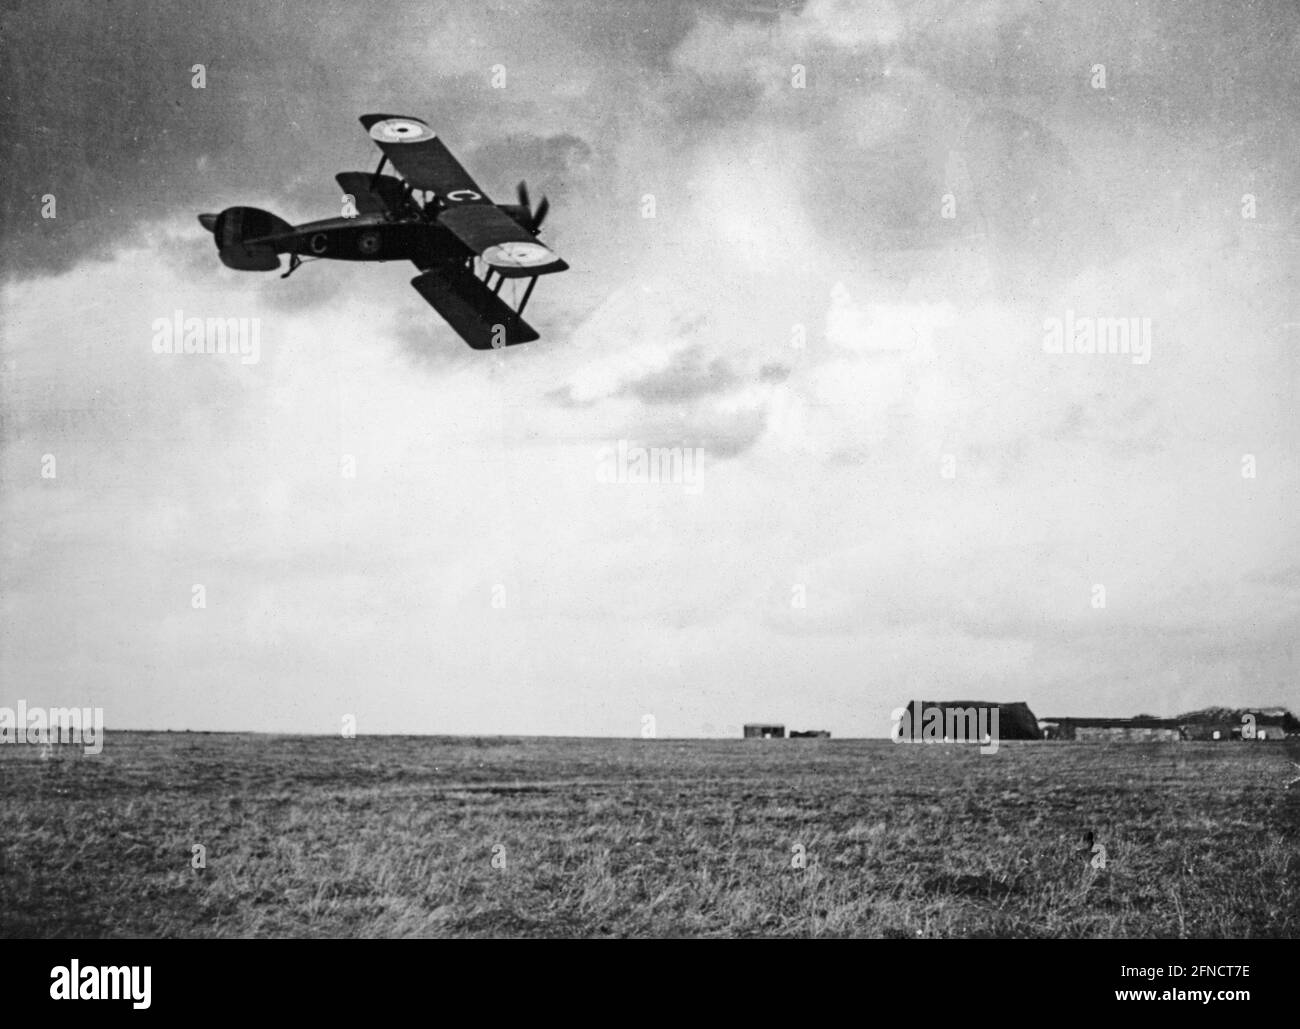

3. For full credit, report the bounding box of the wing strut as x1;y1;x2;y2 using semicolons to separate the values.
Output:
480;267;537;315
516;276;538;317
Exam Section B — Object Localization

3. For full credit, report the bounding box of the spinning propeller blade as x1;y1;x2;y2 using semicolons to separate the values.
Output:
516;181;549;234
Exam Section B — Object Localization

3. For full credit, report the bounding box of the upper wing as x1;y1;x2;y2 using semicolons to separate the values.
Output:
361;114;568;278
360;114;486;198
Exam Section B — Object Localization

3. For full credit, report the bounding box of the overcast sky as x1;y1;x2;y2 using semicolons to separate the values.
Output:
2;0;1298;736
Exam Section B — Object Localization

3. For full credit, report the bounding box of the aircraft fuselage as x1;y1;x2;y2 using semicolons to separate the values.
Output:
263;214;468;267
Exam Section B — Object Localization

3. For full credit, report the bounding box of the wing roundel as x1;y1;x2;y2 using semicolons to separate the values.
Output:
366;117;437;144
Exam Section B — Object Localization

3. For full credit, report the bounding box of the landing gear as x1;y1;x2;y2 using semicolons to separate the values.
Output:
280;253;302;279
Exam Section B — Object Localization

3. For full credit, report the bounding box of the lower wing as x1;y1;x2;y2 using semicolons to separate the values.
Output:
410;265;539;349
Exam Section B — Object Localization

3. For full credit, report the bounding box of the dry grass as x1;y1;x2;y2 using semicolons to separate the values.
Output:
1;733;1296;938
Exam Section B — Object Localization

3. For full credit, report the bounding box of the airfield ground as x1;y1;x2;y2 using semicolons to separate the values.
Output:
1;733;1296;938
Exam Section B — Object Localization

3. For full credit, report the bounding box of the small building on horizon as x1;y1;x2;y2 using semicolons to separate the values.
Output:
743;723;785;739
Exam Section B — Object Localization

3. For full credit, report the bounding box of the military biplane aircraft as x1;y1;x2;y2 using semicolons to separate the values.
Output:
198;114;567;349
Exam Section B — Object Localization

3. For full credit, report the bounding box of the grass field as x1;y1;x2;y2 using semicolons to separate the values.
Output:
1;733;1296;938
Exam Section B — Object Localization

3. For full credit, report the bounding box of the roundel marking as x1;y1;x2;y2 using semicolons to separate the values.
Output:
310;233;328;254
482;241;557;269
445;189;482;202
368;118;436;144
358;231;381;255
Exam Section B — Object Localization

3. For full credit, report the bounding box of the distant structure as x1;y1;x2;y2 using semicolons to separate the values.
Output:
743;723;785;739
789;730;830;739
1040;707;1298;742
1039;716;1181;742
1179;722;1228;742
898;701;1040;741
1177;707;1297;741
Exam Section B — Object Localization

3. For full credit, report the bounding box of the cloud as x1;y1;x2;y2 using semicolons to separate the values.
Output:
468;133;594;199
619;347;738;403
674;0;905;89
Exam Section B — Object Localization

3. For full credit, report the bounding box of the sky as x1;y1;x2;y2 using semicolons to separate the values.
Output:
2;0;1298;737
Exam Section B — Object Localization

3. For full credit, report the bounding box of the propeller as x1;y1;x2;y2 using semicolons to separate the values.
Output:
515;181;549;234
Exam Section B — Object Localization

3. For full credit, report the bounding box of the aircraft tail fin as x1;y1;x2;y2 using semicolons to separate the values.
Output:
201;206;291;271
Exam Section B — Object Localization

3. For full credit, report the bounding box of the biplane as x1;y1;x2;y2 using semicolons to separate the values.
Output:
198;114;568;349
